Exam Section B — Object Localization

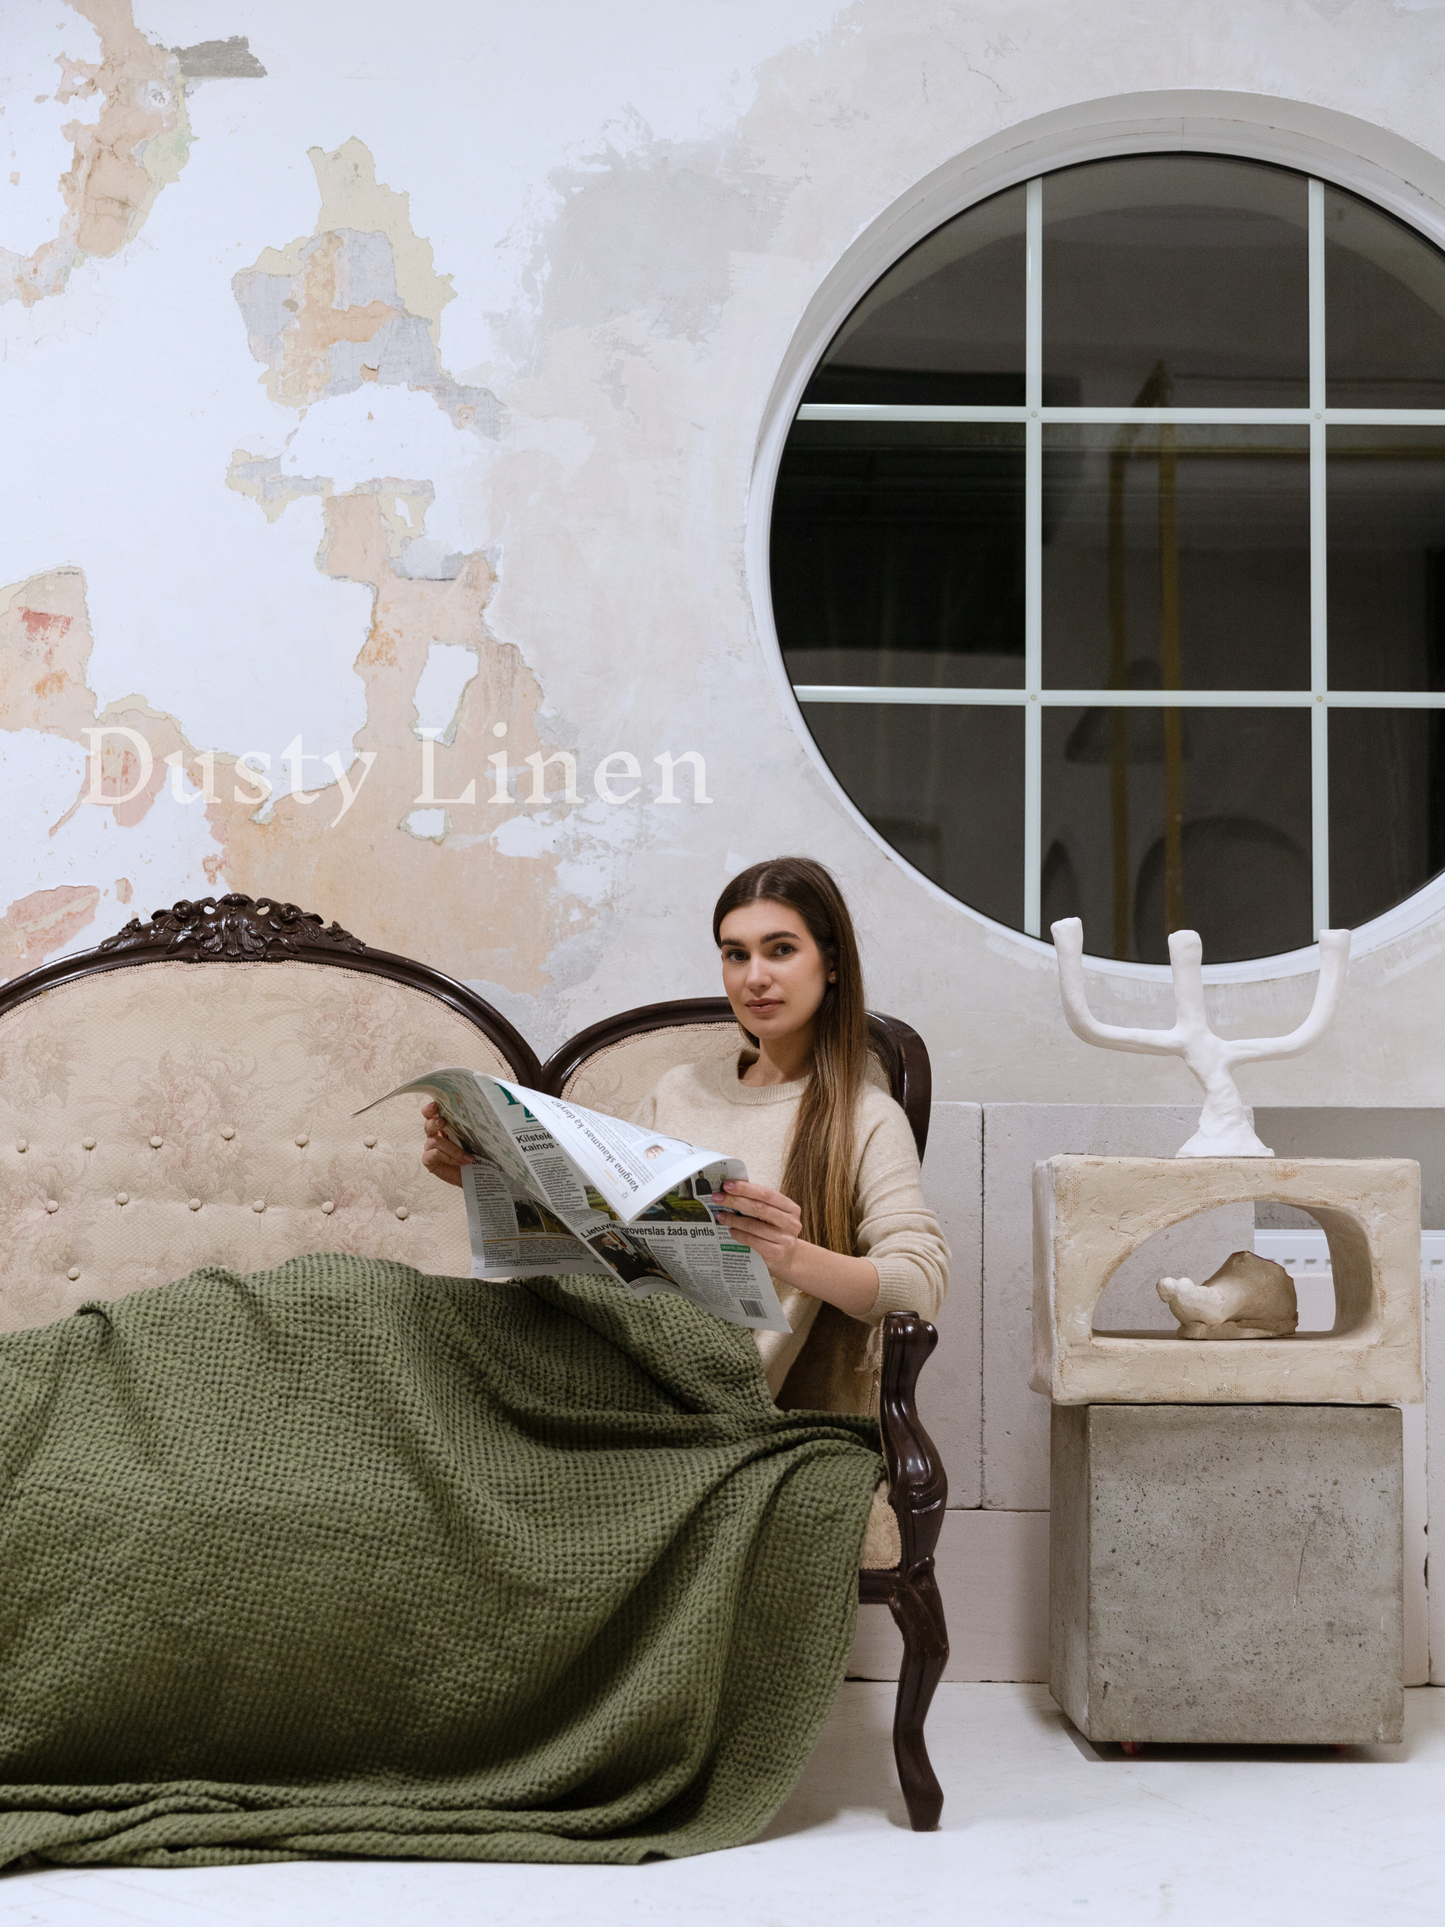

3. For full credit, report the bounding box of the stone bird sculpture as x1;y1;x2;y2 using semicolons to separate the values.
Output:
1157;1249;1299;1339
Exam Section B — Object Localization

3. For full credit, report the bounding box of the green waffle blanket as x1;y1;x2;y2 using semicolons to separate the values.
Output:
0;1255;884;1867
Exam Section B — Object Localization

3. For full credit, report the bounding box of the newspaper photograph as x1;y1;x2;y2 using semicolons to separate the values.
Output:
358;1069;790;1332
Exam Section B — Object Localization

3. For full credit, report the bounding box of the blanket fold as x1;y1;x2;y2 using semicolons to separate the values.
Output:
0;1256;883;1866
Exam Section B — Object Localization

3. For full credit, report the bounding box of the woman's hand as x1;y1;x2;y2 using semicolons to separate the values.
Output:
421;1098;473;1189
712;1180;803;1278
713;1180;880;1316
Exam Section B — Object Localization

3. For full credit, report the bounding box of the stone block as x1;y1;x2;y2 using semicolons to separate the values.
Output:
1427;1282;1445;1685
1033;1156;1422;1406
919;1102;983;1508
982;1105;1255;1510
1051;1404;1404;1745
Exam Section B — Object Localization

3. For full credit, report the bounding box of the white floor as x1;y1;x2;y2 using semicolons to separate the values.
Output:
6;1683;1445;1927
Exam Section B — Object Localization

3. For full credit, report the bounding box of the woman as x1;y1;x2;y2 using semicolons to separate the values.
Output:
424;856;948;1414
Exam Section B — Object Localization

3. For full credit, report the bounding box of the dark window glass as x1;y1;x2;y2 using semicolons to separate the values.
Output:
1329;711;1445;925
1328;428;1445;691
1325;187;1445;408
777;154;1445;960
773;423;1025;688
1042;426;1310;690
800;703;1025;926
1042;155;1309;408
804;183;1026;407
1041;706;1313;962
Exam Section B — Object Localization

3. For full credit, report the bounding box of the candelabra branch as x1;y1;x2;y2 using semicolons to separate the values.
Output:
1049;918;1352;1158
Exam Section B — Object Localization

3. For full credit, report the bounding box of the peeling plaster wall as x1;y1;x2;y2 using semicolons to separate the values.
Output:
4;0;1445;1107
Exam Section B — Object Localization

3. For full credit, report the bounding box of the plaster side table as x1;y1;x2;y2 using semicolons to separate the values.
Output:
1032;1155;1422;1747
1032;1156;1422;1407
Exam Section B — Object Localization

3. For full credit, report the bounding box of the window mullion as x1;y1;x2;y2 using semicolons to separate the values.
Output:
1024;176;1044;936
1309;176;1330;934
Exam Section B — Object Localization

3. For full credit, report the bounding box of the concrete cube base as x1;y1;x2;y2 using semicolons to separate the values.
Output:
1051;1404;1404;1745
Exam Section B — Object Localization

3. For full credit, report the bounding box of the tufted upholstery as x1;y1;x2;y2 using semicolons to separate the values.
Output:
0;958;513;1334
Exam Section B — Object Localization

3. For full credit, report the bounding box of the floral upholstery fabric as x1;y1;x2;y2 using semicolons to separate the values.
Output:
859;1486;902;1568
0;959;513;1334
561;1022;745;1116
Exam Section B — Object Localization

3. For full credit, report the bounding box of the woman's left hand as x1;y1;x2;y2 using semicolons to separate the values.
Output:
712;1181;804;1283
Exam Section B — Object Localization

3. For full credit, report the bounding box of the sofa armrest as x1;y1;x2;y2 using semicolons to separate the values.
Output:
878;1310;948;1571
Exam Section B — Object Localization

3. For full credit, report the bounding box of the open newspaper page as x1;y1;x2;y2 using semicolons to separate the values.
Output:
359;1070;789;1332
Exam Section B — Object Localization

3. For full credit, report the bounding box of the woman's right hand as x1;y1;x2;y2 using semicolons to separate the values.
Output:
421;1098;474;1189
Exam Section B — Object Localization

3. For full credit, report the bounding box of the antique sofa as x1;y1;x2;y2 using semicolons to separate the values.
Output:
0;893;949;1830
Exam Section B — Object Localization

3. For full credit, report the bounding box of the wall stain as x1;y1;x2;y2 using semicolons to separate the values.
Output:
531;125;788;346
0;573;95;738
1;1;261;309
212;144;579;983
212;488;573;985
171;36;266;80
0;133;590;990
232;140;501;429
0;885;102;975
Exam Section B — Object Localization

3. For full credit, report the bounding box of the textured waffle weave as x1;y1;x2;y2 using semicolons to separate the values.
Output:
0;960;513;1333
0;1255;884;1866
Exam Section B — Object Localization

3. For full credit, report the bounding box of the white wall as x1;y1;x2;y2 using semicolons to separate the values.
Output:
5;0;1445;1106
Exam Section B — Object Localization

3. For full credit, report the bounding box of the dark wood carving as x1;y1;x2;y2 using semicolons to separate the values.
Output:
542;998;933;1159
864;1011;932;1160
859;1310;949;1832
98;894;365;960
875;1311;949;1571
0;892;542;1086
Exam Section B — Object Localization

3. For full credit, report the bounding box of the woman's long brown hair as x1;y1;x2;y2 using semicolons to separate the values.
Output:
712;857;869;1256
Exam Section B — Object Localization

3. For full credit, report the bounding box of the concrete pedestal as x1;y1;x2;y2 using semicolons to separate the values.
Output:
1051;1404;1404;1745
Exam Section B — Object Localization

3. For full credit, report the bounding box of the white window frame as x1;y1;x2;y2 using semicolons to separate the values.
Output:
748;94;1445;982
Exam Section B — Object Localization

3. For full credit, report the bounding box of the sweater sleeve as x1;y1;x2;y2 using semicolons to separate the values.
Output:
853;1098;950;1324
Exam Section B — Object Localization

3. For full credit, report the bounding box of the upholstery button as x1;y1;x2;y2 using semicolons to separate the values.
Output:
67;1266;80;1281
188;1198;202;1211
363;1135;377;1148
221;1127;235;1140
150;1135;163;1148
295;1133;309;1148
45;1199;58;1213
252;1199;266;1213
321;1200;335;1214
395;1205;409;1220
82;1137;96;1151
16;1139;27;1153
115;1192;129;1205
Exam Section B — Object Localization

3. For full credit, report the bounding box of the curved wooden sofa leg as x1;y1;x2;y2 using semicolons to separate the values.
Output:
887;1558;949;1831
873;1309;950;1832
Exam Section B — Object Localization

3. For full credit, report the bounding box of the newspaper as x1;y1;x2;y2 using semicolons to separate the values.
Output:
358;1069;790;1332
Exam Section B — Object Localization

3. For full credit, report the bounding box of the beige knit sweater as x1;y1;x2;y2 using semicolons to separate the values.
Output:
631;1055;949;1416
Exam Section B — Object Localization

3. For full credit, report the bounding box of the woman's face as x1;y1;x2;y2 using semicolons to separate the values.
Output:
718;897;832;1049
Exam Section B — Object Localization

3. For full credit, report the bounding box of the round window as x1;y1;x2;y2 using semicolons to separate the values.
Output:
771;154;1445;964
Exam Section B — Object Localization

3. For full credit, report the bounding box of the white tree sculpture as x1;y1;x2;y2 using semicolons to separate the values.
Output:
1050;918;1352;1157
